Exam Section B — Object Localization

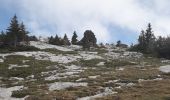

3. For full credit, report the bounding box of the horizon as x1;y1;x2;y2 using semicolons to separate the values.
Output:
1;0;170;44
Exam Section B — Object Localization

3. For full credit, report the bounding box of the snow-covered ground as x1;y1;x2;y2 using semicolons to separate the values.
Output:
0;51;78;64
105;51;143;60
48;82;88;91
8;64;29;70
0;58;4;63
0;50;104;64
0;86;27;100
159;65;170;73
96;62;105;66
79;51;103;60
30;41;73;51
44;65;84;81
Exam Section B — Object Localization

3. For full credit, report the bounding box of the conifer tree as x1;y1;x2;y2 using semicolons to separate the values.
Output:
63;34;71;45
116;40;121;47
29;35;38;41
19;22;29;42
71;31;78;45
49;36;54;44
6;15;20;47
137;23;155;53
54;34;60;45
145;23;156;53
138;30;146;52
0;31;6;45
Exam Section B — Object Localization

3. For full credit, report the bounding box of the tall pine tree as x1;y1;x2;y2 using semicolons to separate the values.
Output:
0;31;6;45
71;31;78;45
138;30;146;52
6;15;29;47
63;34;71;45
49;36;54;44
19;22;29;42
54;34;60;45
132;23;156;54
6;15;20;47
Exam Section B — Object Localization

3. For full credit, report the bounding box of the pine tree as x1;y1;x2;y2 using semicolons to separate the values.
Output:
63;34;71;45
131;23;156;54
116;40;121;47
138;30;146;52
6;15;20;47
53;34;61;45
71;31;78;45
29;35;38;41
145;23;156;53
19;22;29;42
49;36;54;44
0;31;6;45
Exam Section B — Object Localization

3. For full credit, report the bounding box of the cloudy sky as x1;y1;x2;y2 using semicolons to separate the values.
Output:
0;0;170;44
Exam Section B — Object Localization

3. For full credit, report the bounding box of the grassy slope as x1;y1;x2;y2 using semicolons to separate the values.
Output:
0;47;170;100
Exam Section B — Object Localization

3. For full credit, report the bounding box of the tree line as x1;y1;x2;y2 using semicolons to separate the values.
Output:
0;15;97;50
48;30;97;50
130;23;170;59
1;15;170;59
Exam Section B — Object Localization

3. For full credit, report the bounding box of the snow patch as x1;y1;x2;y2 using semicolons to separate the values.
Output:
0;51;79;64
96;62;105;66
0;59;4;63
9;77;24;81
0;86;27;100
68;45;82;50
50;54;78;63
88;75;100;79
30;41;73;51
44;65;84;81
22;60;30;63
105;51;143;60
48;82;88;91
159;65;170;73
8;64;29;69
116;67;124;71
76;78;87;82
79;52;103;60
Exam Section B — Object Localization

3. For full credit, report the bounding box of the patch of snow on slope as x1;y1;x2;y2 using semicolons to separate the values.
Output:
50;54;78;63
0;51;78;64
45;65;83;81
0;86;27;100
79;52;103;60
159;65;170;73
88;75;100;79
96;62;105;66
8;64;29;69
65;65;81;70
0;59;4;63
9;77;24;81
68;45;82;50
30;41;73;51
48;82;88;91
105;51;143;60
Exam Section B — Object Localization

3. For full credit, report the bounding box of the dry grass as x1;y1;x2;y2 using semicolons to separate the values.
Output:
97;80;170;100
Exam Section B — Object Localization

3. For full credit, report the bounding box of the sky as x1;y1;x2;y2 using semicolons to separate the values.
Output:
0;0;170;44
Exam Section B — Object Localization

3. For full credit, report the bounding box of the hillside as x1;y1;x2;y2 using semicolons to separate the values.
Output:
0;41;170;100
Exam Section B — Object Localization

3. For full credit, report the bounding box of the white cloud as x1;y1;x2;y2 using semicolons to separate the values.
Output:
1;0;170;43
